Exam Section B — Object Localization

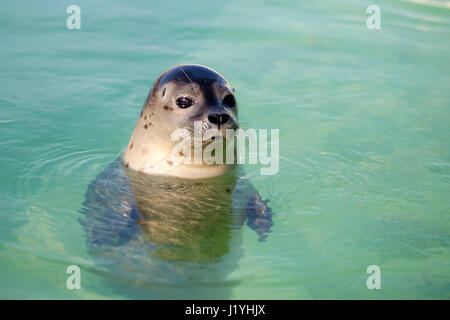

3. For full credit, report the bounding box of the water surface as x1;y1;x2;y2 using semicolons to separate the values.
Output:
0;0;449;299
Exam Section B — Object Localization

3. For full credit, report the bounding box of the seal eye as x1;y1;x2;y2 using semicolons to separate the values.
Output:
223;94;236;108
176;97;194;109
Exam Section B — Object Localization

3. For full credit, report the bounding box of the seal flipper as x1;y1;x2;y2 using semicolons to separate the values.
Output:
80;155;141;250
245;192;274;242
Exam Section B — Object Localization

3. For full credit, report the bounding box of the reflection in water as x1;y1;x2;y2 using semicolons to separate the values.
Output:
80;155;267;299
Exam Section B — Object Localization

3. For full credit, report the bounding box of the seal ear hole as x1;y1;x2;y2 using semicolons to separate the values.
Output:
223;94;236;108
162;88;166;97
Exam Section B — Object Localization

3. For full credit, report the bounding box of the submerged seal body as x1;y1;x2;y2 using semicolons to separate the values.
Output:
80;65;273;298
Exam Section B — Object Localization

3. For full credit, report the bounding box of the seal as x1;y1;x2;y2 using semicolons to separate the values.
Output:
80;65;273;298
123;64;239;179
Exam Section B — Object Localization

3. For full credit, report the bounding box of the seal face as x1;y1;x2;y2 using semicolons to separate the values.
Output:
124;64;238;178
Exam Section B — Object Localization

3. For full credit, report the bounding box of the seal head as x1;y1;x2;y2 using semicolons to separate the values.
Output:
123;64;238;178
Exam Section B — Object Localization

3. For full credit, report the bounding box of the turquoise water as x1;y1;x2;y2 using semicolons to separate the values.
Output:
1;0;449;299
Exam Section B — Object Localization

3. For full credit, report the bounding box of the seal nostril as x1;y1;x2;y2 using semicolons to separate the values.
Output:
208;114;219;125
220;114;230;124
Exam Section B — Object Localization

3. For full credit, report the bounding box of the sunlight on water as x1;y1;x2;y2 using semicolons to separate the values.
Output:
0;0;449;299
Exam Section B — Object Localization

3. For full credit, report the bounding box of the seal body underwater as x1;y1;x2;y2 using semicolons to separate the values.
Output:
80;65;273;298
